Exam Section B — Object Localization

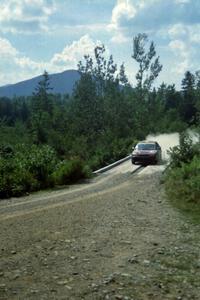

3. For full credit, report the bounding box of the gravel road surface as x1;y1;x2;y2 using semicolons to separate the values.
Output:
0;160;200;300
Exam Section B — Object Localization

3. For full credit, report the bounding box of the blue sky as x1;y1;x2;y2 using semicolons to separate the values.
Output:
0;0;200;88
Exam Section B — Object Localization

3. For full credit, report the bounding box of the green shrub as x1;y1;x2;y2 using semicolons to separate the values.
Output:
0;157;13;198
14;144;58;188
0;144;58;198
27;145;57;187
165;156;200;205
111;137;133;160
167;132;200;168
88;148;121;170
52;158;92;185
9;169;38;197
0;144;14;158
0;143;93;199
88;137;133;170
164;132;200;220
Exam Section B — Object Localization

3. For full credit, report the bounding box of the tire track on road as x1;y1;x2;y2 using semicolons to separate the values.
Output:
0;164;143;221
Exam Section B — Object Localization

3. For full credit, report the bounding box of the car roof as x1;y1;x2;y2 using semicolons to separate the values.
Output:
137;141;157;144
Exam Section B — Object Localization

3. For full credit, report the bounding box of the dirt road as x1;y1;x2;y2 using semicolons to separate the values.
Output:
0;160;200;300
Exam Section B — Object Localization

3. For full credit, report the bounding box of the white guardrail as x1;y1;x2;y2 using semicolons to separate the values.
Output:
93;155;131;174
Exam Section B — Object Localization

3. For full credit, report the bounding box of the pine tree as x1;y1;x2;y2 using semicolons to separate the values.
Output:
30;71;53;144
118;63;129;87
181;71;196;124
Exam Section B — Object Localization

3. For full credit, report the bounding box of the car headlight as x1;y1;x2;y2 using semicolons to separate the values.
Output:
132;151;138;156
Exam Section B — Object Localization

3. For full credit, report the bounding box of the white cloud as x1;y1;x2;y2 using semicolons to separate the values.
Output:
51;35;104;68
168;23;200;44
137;0;160;9
0;35;107;85
109;0;200;45
14;56;43;71
0;0;56;33
175;0;190;4
190;32;200;43
108;0;138;44
0;36;47;84
1;0;200;88
109;0;137;30
110;31;129;43
162;21;200;82
0;37;18;57
109;0;159;31
51;23;108;36
169;39;188;57
108;0;163;44
169;39;190;74
168;23;187;38
188;25;200;43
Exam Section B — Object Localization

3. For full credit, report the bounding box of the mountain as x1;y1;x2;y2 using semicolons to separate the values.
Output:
0;70;80;98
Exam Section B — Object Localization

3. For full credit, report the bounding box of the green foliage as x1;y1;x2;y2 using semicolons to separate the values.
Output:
0;144;57;198
0;155;37;198
181;71;197;124
167;132;200;168
2;35;200;199
52;158;92;185
164;132;200;221
0;121;30;145
16;144;57;186
165;156;200;213
87;136;133;170
30;71;53;144
0;143;92;198
0;144;14;158
132;33;162;91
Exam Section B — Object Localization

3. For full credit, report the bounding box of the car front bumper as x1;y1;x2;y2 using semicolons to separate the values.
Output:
131;154;157;164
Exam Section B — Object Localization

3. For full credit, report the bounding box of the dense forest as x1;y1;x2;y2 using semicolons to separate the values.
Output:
0;33;200;202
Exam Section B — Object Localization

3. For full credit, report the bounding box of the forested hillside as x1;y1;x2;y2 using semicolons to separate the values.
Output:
0;70;80;98
0;34;200;199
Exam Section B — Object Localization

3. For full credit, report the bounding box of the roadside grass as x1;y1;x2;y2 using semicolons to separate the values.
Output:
148;245;200;299
164;160;200;224
158;255;194;272
163;133;200;224
154;257;200;289
169;199;200;224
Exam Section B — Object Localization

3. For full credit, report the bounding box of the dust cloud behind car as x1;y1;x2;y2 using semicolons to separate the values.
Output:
145;133;179;162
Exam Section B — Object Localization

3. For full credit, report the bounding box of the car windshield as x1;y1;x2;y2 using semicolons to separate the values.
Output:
136;143;156;150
